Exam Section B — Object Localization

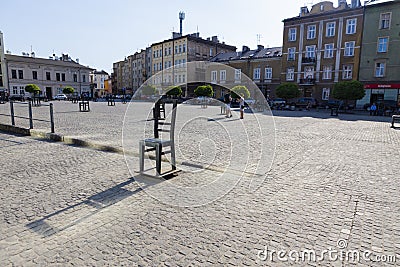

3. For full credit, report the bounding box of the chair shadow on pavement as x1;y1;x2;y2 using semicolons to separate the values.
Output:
26;177;144;237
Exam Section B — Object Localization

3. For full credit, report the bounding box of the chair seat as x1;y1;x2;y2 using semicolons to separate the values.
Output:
143;138;172;146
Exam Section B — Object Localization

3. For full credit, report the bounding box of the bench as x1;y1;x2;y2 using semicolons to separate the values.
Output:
79;101;90;112
391;115;400;128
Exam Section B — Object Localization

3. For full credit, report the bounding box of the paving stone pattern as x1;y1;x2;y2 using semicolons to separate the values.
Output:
0;101;398;266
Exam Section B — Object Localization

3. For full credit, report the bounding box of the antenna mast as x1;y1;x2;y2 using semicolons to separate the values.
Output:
179;11;185;35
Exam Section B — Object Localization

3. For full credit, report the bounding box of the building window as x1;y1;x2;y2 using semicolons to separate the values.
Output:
32;71;38;80
346;18;357;34
169;47;172;55
322;65;333;80
82;75;86;83
73;73;77;82
322;88;330;100
11;69;17;79
183;44;186;53
178;45;182;53
61;73;66;81
159;63;162;70
211;71;217;82
289;28;297;41
265;67;272;80
210;48;213;57
235;69;241;81
0;76;3;87
326;22;336;37
13;86;18;94
220;70;226;81
324;43;334;58
305;45;316;58
18;70;24;79
375;62;385;77
286;68;295;81
19;86;25;95
165;48;168;56
253;68;260;80
56;73;60;81
380;13;391;29
377;37;388;53
304;66;314;79
288;47;296;61
344;41;355;56
342;64;353;79
46;72;51;80
307;25;316;39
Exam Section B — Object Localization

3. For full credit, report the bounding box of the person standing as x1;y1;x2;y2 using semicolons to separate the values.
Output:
370;103;377;116
224;93;232;118
239;93;245;119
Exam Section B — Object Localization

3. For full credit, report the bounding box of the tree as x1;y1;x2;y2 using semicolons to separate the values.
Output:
230;85;250;99
166;86;182;97
25;84;41;96
333;80;365;102
141;85;157;96
62;86;75;95
194;84;213;97
276;83;301;101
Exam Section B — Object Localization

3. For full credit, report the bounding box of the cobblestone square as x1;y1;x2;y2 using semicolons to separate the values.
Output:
0;101;398;266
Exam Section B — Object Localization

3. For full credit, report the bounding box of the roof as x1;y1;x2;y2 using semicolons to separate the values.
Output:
4;54;94;70
151;33;236;51
93;70;109;76
283;5;363;23
210;46;282;62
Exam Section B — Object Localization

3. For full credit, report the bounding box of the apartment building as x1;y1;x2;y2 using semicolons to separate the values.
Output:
281;0;363;103
150;32;236;96
210;45;282;98
5;53;93;99
357;0;400;108
90;70;109;97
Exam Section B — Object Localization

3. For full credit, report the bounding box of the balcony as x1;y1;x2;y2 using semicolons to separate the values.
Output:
302;57;316;64
299;78;316;85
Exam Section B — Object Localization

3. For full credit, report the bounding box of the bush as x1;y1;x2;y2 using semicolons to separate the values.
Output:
62;86;75;95
194;85;213;97
333;81;365;101
231;85;250;99
276;83;301;101
25;84;41;95
166;86;182;97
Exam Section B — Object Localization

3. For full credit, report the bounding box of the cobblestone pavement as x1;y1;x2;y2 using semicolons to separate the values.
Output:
0;101;399;266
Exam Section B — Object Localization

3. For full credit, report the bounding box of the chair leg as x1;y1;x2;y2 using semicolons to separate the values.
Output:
171;144;176;170
139;141;145;173
156;144;162;176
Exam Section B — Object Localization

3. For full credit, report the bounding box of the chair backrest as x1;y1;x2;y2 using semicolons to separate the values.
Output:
153;100;177;142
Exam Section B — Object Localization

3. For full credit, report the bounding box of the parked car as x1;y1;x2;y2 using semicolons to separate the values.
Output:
53;94;68;100
271;98;286;105
295;97;318;108
9;95;25;101
244;98;256;107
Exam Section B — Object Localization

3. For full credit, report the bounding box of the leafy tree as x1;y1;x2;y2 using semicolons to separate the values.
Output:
276;83;301;101
141;85;157;96
194;85;213;97
25;84;41;96
231;85;250;99
333;80;365;102
62;86;75;95
166;86;182;97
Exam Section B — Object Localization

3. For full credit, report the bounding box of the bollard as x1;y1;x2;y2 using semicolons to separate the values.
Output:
28;102;33;129
50;103;55;133
10;101;15;126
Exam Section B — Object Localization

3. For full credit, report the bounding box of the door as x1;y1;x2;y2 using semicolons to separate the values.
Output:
46;87;52;100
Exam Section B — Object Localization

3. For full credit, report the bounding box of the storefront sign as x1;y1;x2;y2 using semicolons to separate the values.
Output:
364;84;400;89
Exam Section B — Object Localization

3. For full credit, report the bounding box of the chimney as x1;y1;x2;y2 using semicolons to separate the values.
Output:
351;0;361;7
211;36;219;43
338;0;347;7
300;6;309;16
242;46;250;53
257;45;264;51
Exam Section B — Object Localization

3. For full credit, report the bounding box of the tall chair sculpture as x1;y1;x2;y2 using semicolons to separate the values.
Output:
139;100;177;176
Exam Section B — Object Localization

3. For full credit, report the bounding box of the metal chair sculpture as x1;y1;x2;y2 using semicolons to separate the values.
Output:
139;100;177;176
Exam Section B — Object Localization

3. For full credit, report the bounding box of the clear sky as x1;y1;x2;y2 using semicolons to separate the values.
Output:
0;0;388;74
